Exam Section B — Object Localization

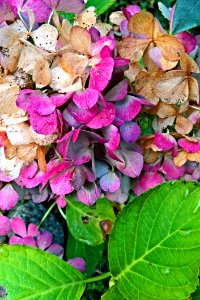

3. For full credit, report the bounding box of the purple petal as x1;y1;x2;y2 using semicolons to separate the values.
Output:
89;27;100;42
46;244;64;258
139;171;163;192
0;216;11;236
120;121;141;143
162;156;185;180
120;20;129;37
37;230;52;250
0;184;19;211
73;88;99;109
178;138;200;153
175;32;196;53
67;102;98;124
87;102;115;129
89;57;114;92
122;5;141;20
133;181;144;196
113;57;130;72
27;223;40;237
56;0;84;13
11;217;27;237
73;148;91;166
103;125;120;151
114;96;141;126
0;0;16;22
50;171;74;195
24;0;51;23
106;174;130;203
31;187;49;203
188;111;200;124
77;183;100;205
16;89;33;111
51;93;73;107
67;258;86;273
90;36;115;56
105;80;128;102
100;171;120;192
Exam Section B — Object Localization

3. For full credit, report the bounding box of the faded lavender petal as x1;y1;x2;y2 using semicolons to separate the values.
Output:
100;171;120;192
67;257;86;272
120;121;141;144
37;230;52;250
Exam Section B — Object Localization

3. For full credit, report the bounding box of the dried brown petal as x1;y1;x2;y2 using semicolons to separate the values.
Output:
69;26;91;55
118;37;150;62
175;115;193;135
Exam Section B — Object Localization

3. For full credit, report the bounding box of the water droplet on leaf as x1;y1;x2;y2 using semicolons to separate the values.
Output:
178;229;192;237
161;267;171;276
193;200;200;215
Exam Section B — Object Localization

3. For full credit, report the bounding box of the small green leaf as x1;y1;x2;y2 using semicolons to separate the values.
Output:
66;231;105;277
158;2;170;20
0;245;86;300
101;285;125;299
172;0;200;34
108;181;200;299
58;12;75;24
85;0;116;15
66;197;116;246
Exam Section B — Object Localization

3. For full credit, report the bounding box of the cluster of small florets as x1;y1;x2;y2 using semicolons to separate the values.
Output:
0;1;199;225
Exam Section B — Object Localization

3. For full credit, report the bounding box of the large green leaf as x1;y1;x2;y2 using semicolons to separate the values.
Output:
66;197;116;246
66;231;105;277
85;0;116;15
108;181;200;299
172;0;200;34
191;284;200;299
0;245;86;300
101;285;125;299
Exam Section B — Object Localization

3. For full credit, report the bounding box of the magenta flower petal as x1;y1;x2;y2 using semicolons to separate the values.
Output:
16;89;33;111
56;0;84;13
29;92;55;116
122;4;141;20
0;184;19;211
9;236;22;245
90;36;115;56
20;161;38;180
175;32;196;53
114;96;141;126
51;93;73;107
154;132;176;151
24;0;51;23
29;110;58;135
0;0;16;22
133;181;144;196
100;171;120;192
120;121;141;144
87;102;115;129
68;102;98;124
77;183;100;205
114;57;130;72
162;157;185;180
89;57;114;91
103;125;120;151
0;216;11;236
50;171;74;196
56;196;66;208
178;138;200;153
11;217;27;237
139;171;163;192
46;244;64;258
105;79;128;102
37;230;52;250
18;237;37;247
73;148;91;166
73;88;99;109
67;258;86;273
27;224;40;237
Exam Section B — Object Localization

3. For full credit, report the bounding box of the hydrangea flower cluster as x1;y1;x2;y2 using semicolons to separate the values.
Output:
0;0;199;261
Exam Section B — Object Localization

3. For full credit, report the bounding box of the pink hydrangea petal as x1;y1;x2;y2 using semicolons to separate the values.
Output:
120;121;141;144
27;223;40;237
37;230;52;250
192;168;200;181
113;57;130;72
32;188;49;203
178;138;200;153
139;171;163;192
154;132;176;151
0;171;13;182
188;111;200;124
73;148;91;166
23;0;51;23
19;161;38;180
87;102;115;129
89;27;100;42
18;237;37;247
143;160;162;172
67;258;86;273
16;89;33;111
120;20;129;37
114;96;141;126
68;102;98;124
50;93;73;107
175;32;196;53
100;171;120;192
11;217;27;237
73;88;99;109
103;125;120;151
90;36;115;56
89;57;114;91
0;0;16;22
29;92;55;116
0;184;19;211
0;216;11;236
77;183;100;205
56;196;66;208
29;110;58;135
100;46;112;59
50;171;74;195
9;235;22;245
133;181;144;196
46;244;64;258
105;79;128;102
56;0;84;13
162;156;185;180
43;0;58;8
122;4;141;20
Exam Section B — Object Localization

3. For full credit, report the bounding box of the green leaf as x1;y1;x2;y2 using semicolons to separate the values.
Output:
0;245;86;300
57;12;75;24
172;0;200;34
101;285;125;300
191;284;200;299
85;0;116;15
66;197;116;246
66;231;105;277
108;181;200;299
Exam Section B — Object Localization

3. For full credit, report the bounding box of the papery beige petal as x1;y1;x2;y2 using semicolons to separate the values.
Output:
118;37;150;62
69;26;91;55
128;12;154;38
125;62;142;83
155;34;184;61
152;116;176;132
6;123;34;146
187;152;200;163
94;22;112;36
0;84;20;114
188;77;199;103
50;66;73;92
31;24;58;52
30;127;58;146
180;52;199;74
175;115;193;135
74;8;97;30
61;52;88;76
0;146;23;179
174;151;187;167
156;102;177;118
109;11;125;25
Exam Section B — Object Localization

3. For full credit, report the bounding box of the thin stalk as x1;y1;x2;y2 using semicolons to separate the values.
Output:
38;201;56;228
82;272;111;284
57;205;66;220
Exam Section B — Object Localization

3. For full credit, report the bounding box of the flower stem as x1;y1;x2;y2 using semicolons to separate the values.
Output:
82;272;111;284
38;201;56;228
57;205;66;220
